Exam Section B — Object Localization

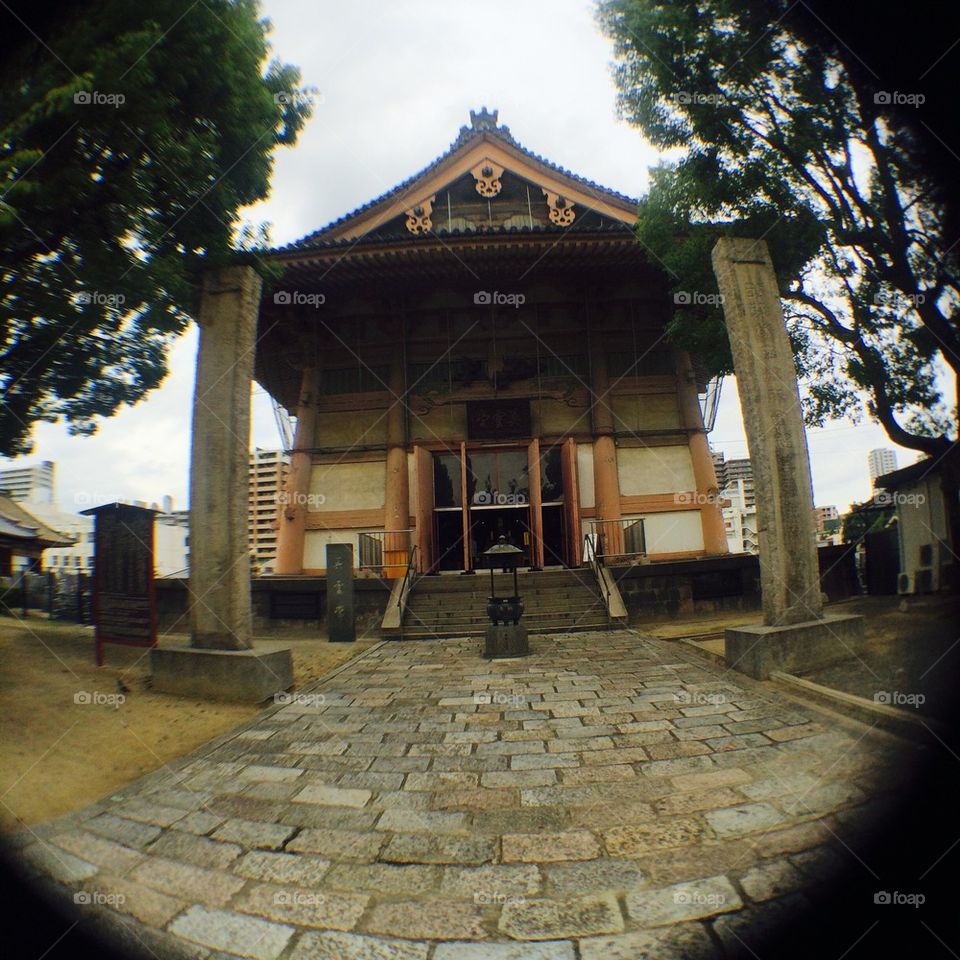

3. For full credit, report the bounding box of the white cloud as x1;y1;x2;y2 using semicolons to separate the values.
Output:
2;0;929;520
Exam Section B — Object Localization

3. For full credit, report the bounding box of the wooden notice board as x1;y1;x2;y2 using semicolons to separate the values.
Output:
81;503;157;666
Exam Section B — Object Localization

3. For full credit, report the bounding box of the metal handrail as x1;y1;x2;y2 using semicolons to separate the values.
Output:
584;533;611;620
397;543;419;610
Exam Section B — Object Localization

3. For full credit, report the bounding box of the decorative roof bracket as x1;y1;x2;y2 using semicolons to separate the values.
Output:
470;160;504;198
404;195;435;234
542;189;575;226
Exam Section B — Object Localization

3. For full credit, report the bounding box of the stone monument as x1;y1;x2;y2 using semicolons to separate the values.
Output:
712;238;864;679
150;265;293;701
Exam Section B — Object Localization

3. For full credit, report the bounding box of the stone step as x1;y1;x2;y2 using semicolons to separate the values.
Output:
398;622;614;638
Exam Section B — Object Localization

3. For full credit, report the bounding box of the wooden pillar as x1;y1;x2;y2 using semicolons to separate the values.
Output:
527;438;544;569
189;266;259;650
383;353;410;578
676;351;728;555
275;367;319;575
589;344;623;557
461;441;471;571
413;445;434;573
561;438;582;566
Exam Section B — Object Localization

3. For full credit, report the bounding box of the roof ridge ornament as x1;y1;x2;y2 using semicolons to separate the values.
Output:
452;106;519;148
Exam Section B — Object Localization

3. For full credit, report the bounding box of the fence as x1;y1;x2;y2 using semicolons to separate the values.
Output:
586;518;646;564
0;571;92;623
356;529;413;579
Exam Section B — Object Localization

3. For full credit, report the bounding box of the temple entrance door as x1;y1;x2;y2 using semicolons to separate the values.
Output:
541;504;566;566
468;507;532;569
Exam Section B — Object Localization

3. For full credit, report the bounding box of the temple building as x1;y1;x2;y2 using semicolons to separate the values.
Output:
257;109;727;578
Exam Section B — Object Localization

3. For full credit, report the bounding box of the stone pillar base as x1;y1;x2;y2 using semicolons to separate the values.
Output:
150;645;293;702
725;614;865;680
483;624;530;659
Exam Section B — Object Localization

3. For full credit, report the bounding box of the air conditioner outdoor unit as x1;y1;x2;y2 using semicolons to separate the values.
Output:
897;572;914;595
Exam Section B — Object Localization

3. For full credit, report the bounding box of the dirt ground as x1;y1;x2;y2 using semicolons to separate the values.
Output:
797;594;958;721
0;616;375;832
647;595;957;722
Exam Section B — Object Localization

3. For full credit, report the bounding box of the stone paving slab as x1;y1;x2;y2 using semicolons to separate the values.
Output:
7;629;905;958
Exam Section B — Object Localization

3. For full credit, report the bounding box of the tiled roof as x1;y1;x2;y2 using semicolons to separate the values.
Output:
0;495;75;548
275;108;640;254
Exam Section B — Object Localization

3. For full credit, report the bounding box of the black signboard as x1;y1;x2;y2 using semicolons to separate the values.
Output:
467;399;531;440
81;503;156;666
326;543;355;642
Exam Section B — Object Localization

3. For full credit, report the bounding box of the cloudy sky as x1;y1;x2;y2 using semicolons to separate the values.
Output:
3;0;919;514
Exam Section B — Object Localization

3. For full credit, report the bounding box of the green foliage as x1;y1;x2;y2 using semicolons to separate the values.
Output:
598;0;958;456
841;504;894;544
0;1;313;455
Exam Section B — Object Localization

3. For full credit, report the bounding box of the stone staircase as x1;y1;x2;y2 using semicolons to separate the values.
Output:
396;568;620;639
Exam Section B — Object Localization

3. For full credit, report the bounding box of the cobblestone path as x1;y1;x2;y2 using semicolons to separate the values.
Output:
9;630;906;959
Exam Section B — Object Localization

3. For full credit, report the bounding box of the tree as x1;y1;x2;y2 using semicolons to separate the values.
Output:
597;0;958;463
0;0;313;455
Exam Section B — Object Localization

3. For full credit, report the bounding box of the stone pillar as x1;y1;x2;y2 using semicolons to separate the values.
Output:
188;266;260;650
383;353;410;578
590;346;623;557
676;351;728;554
275;367;319;575
712;238;821;625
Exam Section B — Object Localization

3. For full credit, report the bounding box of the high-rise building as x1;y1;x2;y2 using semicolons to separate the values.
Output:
868;448;898;483
721;479;758;554
813;505;839;531
0;460;55;504
711;450;728;489
249;449;289;571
